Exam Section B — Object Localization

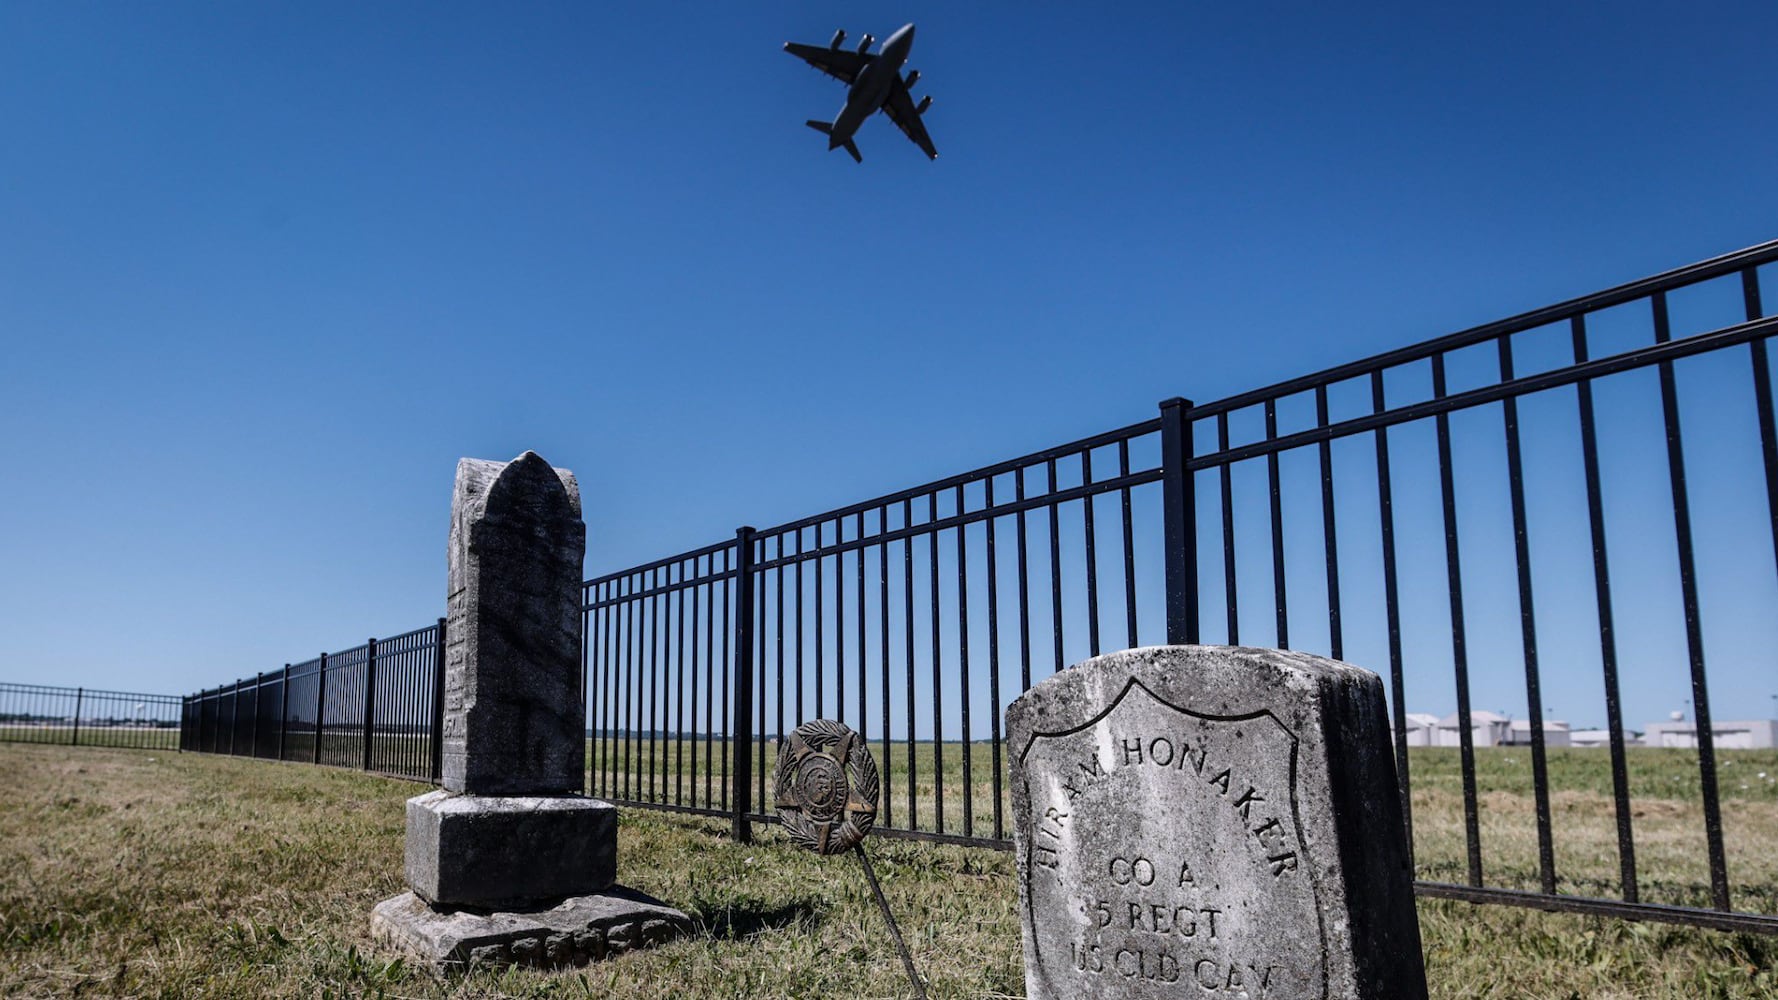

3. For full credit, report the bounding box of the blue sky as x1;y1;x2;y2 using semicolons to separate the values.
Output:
3;2;1776;731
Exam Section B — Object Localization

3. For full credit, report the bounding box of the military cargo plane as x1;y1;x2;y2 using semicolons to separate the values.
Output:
783;23;937;163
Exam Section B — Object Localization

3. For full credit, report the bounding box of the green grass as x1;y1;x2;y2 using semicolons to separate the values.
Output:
3;743;1775;998
0;724;180;751
1405;746;1778;914
595;737;1778;913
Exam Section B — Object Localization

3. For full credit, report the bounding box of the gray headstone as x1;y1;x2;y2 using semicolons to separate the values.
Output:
443;452;586;796
1007;645;1426;1000
376;451;690;969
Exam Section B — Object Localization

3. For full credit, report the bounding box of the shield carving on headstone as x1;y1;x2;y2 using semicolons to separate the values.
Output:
1016;679;1327;998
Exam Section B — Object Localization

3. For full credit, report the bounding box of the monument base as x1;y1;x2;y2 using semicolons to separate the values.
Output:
370;887;691;971
406;790;617;907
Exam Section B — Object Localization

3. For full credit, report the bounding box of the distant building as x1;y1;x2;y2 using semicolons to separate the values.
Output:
1642;719;1777;749
1395;713;1441;747
1503;719;1571;747
1436;710;1511;748
1569;729;1643;749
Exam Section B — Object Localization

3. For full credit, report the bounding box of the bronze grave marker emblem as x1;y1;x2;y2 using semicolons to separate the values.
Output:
774;718;880;855
772;719;923;998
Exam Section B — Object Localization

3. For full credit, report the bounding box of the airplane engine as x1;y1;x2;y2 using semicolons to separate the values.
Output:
857;33;874;53
829;29;845;50
916;95;933;115
904;69;920;89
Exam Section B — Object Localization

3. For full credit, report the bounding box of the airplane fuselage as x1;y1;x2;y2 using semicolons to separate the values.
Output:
827;24;915;150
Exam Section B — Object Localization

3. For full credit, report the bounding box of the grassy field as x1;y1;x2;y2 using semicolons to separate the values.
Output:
3;744;1776;998
594;737;1778;914
0;724;180;752
1407;746;1778;913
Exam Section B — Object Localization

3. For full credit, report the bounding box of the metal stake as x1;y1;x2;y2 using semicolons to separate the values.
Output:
854;844;927;1000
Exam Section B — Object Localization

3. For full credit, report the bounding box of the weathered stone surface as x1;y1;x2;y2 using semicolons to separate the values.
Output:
405;790;616;908
443;451;586;796
370;887;690;971
371;450;687;972
1007;645;1426;1000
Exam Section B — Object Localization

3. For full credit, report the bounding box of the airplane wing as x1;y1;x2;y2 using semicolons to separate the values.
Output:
783;42;872;85
882;77;938;159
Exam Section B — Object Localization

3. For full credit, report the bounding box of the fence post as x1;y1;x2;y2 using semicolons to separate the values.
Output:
730;526;757;844
578;592;589;795
71;687;83;746
228;680;240;755
278;664;291;760
1159;397;1200;645
314;652;328;765
431;617;447;783
362;638;378;772
251;672;263;758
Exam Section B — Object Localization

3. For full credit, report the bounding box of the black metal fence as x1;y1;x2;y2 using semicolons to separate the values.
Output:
0;682;182;751
180;621;445;782
181;241;1778;935
581;411;1189;849
1182;244;1778;935
583;239;1778;934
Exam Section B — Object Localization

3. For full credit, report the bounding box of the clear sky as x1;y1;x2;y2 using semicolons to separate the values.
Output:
3;2;1776;731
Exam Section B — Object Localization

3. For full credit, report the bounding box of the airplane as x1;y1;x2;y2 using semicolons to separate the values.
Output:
783;23;937;163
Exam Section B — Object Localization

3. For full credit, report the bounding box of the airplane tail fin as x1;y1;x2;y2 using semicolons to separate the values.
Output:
804;120;863;162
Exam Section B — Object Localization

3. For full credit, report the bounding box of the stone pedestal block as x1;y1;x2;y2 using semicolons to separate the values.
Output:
405;790;616;908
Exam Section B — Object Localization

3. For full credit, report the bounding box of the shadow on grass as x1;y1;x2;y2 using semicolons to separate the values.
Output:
691;896;825;941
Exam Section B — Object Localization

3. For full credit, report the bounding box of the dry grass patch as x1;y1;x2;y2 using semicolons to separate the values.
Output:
1;743;1775;998
1406;748;1778;913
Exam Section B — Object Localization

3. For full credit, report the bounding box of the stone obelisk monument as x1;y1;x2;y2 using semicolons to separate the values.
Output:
372;452;688;970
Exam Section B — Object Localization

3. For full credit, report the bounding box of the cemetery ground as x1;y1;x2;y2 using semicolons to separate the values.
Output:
0;724;180;751
2;744;1774;999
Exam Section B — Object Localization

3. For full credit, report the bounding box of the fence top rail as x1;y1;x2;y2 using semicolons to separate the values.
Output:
584;564;742;611
1189;238;1778;419
750;466;1165;573
580;414;1162;595
584;536;739;591
0;681;180;701
195;681;249;698
324;642;371;664
1191;313;1778;468
185;623;445;700
377;623;440;645
751;415;1161;541
576;241;1778;598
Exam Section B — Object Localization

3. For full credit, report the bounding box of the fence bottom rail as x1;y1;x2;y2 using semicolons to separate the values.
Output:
1413;881;1778;936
